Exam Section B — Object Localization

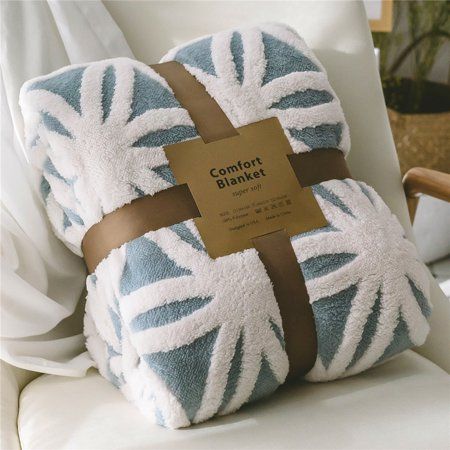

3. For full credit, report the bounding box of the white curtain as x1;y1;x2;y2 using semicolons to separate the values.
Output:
1;0;134;376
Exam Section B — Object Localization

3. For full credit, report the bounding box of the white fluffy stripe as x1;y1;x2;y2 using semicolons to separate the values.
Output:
221;330;264;414
23;90;81;133
211;31;239;88
130;302;217;354
261;71;331;106
294;231;359;262
241;28;266;90
79;63;105;126
263;329;290;383
276;101;345;131
398;276;430;345
407;258;431;296
326;280;380;377
42;167;76;210
124;108;194;143
305;263;360;303
349;280;403;374
194;322;240;422
104;60;134;126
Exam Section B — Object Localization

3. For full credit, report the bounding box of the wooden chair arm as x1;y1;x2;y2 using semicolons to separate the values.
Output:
403;167;450;222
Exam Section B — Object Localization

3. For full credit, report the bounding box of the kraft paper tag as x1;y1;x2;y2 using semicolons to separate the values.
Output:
165;117;327;258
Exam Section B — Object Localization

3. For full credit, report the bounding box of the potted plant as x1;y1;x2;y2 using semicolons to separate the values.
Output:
373;0;450;175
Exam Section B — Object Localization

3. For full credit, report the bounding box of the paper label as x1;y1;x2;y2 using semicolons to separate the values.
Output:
165;117;327;258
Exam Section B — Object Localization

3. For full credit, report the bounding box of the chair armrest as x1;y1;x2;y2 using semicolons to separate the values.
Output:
403;168;450;221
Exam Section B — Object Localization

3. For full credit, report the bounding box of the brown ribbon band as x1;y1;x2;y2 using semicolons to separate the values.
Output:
252;231;318;379
152;62;239;143
81;61;351;379
82;149;349;272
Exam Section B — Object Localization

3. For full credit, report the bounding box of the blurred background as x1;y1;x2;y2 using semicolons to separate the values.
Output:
364;0;450;298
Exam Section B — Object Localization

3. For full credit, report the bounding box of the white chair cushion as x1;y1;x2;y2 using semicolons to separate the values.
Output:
18;351;450;450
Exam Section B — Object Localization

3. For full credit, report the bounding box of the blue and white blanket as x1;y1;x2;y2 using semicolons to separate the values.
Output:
20;23;431;428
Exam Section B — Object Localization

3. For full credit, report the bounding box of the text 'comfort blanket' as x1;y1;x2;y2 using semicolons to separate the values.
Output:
20;23;431;428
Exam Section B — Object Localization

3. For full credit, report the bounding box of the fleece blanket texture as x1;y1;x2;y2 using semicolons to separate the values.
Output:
20;23;431;428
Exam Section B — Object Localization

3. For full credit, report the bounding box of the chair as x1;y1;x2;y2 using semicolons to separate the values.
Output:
2;2;449;449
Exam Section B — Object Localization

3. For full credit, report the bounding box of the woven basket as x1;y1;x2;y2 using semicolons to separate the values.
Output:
388;108;450;176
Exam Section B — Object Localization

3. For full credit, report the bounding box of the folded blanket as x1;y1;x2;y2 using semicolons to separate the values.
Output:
20;23;431;429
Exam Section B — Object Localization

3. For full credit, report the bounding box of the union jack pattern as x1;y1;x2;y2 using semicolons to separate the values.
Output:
19;24;430;428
